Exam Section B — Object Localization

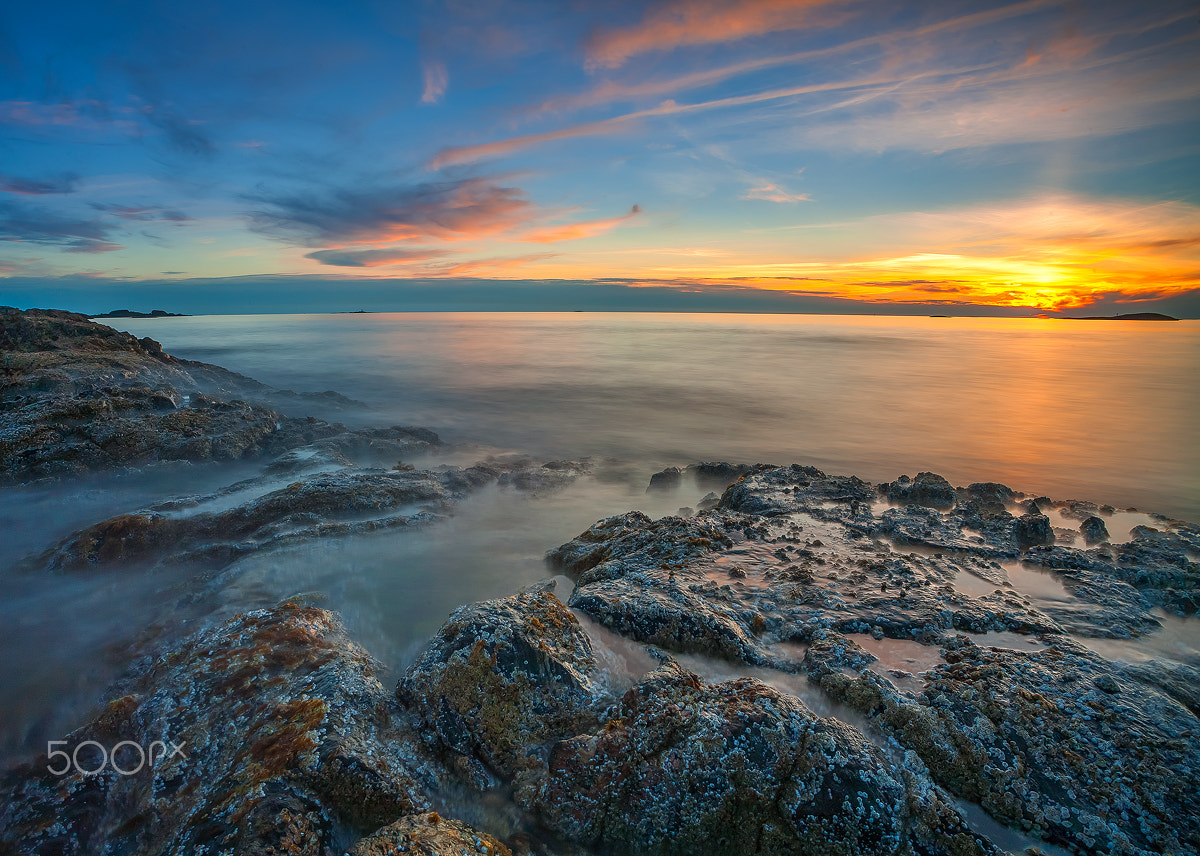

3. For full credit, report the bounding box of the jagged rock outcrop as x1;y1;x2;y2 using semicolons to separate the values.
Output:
1;307;438;483
529;661;998;856
0;603;437;855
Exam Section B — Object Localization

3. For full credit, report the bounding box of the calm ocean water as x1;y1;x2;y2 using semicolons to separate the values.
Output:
112;312;1199;520
2;311;1197;765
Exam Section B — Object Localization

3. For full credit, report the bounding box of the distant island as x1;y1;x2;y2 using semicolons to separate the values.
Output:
89;309;189;319
1063;312;1179;321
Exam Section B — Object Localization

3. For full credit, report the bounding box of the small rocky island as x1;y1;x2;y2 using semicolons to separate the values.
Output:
88;309;189;319
1;307;1197;855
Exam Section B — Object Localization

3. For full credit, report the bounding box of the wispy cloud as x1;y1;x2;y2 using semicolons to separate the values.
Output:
0;100;139;133
421;60;449;104
791;44;1200;153
0;199;123;254
430;71;910;168
428;253;557;277
519;205;642;243
0;172;81;195
743;183;808;203
536;0;1055;115
91;203;192;222
305;247;450;267
584;0;853;70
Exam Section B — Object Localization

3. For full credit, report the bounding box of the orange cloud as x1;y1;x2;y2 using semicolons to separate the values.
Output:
519;205;642;243
519;193;1200;310
426;253;558;277
535;0;1057;115
584;0;852;70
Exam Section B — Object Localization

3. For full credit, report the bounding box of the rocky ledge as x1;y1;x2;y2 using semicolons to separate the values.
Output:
1;307;428;483
2;459;1197;855
3;308;1198;855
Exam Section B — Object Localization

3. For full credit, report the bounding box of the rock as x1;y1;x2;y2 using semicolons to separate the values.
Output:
696;491;721;511
349;813;512;856
884;472;957;509
0;308;440;483
397;590;600;784
498;458;592;493
1080;515;1109;543
687;461;762;488
1093;674;1120;693
647;466;683;491
0;604;434;854
546;511;732;580
962;482;1013;514
1013;511;1054;548
34;469;453;572
528;661;990;856
810;638;1200;856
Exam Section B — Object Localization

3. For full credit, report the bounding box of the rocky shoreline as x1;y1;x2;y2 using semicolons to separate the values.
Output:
1;308;1198;855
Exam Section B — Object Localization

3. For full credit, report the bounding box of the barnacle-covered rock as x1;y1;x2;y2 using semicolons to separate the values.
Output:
812;637;1200;856
0;603;433;854
528;661;989;856
349;812;512;856
397;589;601;784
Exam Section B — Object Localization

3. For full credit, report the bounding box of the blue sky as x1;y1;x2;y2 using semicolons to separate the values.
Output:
2;0;1198;314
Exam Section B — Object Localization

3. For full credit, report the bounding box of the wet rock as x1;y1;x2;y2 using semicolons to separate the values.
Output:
687;461;762;488
719;464;877;516
397;590;601;784
811;638;1200;856
35;469;452;571
647;466;683;491
499;458;592;493
696;491;721;512
884;472;957;510
1013;511;1054;548
570;574;766;663
0;604;434;854
546;511;732;580
529;661;990;856
962;482;1013;514
550;463;1200;853
1084;513;1108;540
349;813;512;856
1;308;440;483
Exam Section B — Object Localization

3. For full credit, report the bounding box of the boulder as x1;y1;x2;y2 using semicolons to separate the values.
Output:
1080;515;1109;544
884;472;957;509
397;590;600;784
962;483;1014;514
647;466;683;491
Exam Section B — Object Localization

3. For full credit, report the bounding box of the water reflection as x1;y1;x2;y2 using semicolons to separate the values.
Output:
111;313;1200;521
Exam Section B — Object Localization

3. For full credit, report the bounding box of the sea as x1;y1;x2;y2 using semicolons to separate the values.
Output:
2;311;1198;769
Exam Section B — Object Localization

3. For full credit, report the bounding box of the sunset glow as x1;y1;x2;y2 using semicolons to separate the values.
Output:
1;0;1197;315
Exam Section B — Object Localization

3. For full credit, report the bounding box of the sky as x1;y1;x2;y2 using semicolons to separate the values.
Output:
1;0;1198;315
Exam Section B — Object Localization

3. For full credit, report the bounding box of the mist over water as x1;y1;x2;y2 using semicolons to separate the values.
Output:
3;311;1197;767
114;312;1199;520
